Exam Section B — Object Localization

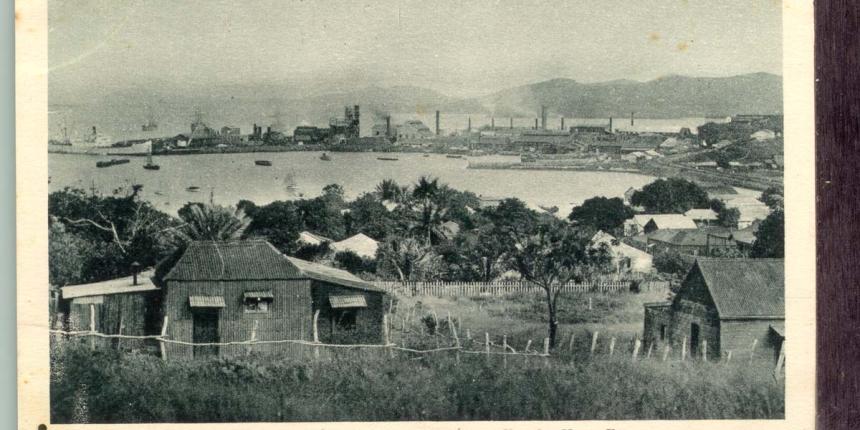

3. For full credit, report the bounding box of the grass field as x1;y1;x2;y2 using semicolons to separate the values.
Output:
50;289;785;423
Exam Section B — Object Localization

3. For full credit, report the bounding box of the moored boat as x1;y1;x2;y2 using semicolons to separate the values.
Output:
320;153;332;161
446;154;463;159
377;156;399;161
96;159;130;168
143;147;160;170
187;186;201;192
255;160;272;166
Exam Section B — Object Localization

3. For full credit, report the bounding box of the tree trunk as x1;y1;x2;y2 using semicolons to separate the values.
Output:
545;288;558;348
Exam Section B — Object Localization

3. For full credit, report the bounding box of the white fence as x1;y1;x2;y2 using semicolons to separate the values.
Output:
372;280;669;297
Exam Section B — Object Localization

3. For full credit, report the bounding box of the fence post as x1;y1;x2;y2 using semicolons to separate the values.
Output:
448;312;460;364
568;333;575;353
159;316;169;361
702;340;708;362
432;311;440;347
116;314;124;351
313;309;321;359
646;342;653;359
502;335;508;369
485;333;490;362
525;339;532;353
632;339;641;361
247;320;258;356
89;304;96;351
590;331;599;355
609;337;616;356
726;350;733;364
662;344;670;362
749;338;758;363
681;336;687;361
466;328;471;340
588;297;593;311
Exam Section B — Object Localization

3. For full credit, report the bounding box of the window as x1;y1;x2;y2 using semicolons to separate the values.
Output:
243;291;273;313
333;309;357;330
660;324;667;341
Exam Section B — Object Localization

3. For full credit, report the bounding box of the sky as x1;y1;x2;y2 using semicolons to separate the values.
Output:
49;0;783;99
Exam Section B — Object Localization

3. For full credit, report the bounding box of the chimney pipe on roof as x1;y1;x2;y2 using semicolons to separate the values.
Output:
131;261;141;286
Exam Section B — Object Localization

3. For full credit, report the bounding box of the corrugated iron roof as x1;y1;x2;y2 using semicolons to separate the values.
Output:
243;291;274;299
694;258;784;319
165;240;384;293
329;295;368;308
62;269;158;299
164;241;303;281
189;296;226;308
331;233;379;259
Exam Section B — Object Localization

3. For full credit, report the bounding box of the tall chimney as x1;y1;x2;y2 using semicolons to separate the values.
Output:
540;106;547;130
386;115;391;137
467;116;471;132
609;117;613;133
630;111;634;126
435;110;440;136
534;118;538;130
491;117;495;129
561;117;565;130
510;117;513;129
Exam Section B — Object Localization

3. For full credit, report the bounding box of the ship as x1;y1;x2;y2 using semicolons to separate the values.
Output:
446;154;463;159
255;160;273;166
377;156;399;161
142;108;158;131
284;172;298;193
96;159;130;168
143;147;160;170
187;186;201;192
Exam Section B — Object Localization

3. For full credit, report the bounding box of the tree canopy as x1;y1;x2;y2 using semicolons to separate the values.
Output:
630;178;710;213
568;197;633;233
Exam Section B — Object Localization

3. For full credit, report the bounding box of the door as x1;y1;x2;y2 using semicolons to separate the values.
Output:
690;323;700;357
192;309;220;358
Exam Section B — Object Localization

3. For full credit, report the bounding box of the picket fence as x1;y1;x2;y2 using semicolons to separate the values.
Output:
372;280;668;297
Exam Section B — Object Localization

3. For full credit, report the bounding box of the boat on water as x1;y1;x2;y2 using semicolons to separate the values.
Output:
377;156;399;161
320;153;332;161
143;147;160;170
96;159;130;168
446;154;463;159
255;160;272;166
187;186;201;192
423;153;430;157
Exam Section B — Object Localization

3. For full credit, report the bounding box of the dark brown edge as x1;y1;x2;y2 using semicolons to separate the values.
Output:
816;1;860;429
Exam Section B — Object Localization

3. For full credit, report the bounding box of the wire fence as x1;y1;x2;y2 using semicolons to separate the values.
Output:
372;280;670;297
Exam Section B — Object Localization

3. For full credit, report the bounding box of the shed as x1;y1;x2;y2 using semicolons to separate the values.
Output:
331;233;379;259
59;269;161;350
624;214;697;235
684;208;719;227
162;240;387;359
643;258;784;361
646;228;738;256
590;231;653;274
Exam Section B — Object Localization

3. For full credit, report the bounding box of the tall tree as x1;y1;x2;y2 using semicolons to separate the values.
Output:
507;223;610;347
568;197;634;233
750;209;784;258
175;203;251;242
630;178;710;213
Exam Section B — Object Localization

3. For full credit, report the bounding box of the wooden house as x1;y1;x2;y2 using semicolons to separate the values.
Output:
59;269;161;351
643;258;784;361
161;240;387;359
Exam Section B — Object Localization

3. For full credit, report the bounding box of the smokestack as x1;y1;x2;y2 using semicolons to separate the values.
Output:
267;126;272;134
609;117;613;133
386;115;391;137
631;111;634;126
510;117;513;129
92;126;97;135
435;110;440;136
561;117;565;130
491;117;495;129
467;116;471;132
534;118;538;130
540;106;547;130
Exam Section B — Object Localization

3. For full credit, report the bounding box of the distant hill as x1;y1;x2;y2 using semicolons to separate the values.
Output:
479;73;782;118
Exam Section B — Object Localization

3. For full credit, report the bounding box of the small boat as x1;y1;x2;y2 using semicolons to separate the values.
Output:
320;153;332;161
423;153;430;157
187;186;201;192
96;159;130;168
143;147;160;170
377;156;399;161
255;160;272;166
446;154;463;159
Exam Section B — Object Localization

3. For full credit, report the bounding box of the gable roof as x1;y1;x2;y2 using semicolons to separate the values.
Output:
684;208;718;221
163;240;382;292
693;258;784;319
298;231;331;245
633;214;698;230
62;269;158;299
331;233;379;259
648;229;734;247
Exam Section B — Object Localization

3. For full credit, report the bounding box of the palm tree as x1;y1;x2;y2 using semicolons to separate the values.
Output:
175;203;251;242
409;176;449;246
375;179;409;203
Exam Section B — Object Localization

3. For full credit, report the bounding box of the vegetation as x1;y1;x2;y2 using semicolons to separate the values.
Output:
568;196;633;233
630;178;710;213
751;209;784;258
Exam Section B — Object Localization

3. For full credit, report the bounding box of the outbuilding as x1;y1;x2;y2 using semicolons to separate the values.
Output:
643;258;784;361
161;240;387;359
